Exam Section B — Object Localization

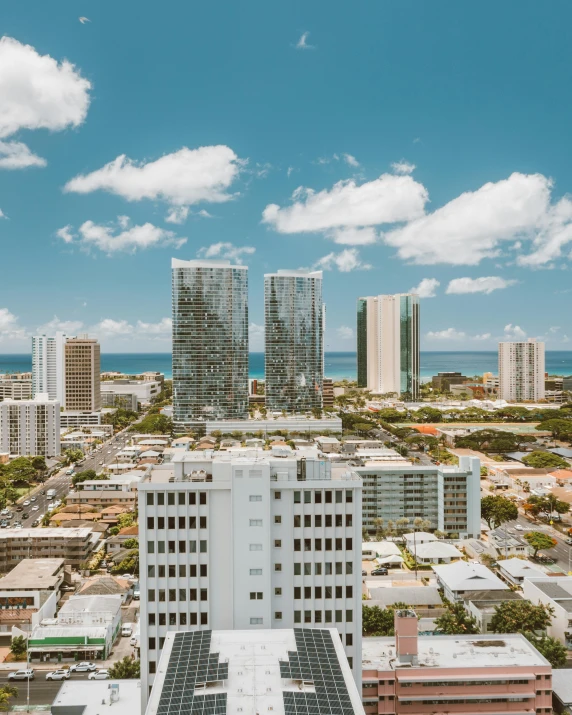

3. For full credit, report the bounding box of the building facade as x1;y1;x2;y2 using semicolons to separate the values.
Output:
64;336;101;411
264;270;323;413
172;258;249;426
499;339;545;402
138;453;362;701
0;377;32;401
356;294;420;399
0;528;97;573
0;395;60;457
32;332;68;402
355;456;481;538
100;379;161;407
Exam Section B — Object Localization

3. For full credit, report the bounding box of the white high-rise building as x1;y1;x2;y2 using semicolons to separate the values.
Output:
357;294;419;399
499;339;545;402
0;394;60;457
138;452;362;703
31;332;68;403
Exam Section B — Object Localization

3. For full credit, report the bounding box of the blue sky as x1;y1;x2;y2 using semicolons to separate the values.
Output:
1;0;572;352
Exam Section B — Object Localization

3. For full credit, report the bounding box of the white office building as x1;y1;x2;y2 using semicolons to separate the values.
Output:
499;339;545;402
31;332;68;403
0;394;60;456
357;294;420;399
138;452;362;702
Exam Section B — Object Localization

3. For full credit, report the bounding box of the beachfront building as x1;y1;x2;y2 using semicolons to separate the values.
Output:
264;270;324;413
64;336;101;411
499;339;545;402
32;331;68;402
357;294;420;399
172;258;249;427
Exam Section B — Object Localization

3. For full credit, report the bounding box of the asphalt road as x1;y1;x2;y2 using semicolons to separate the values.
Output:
503;515;572;573
0;672;93;708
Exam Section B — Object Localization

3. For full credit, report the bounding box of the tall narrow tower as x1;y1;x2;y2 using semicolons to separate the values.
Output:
64;336;101;411
499;339;545;402
172;258;249;426
31;332;68;403
264;270;323;413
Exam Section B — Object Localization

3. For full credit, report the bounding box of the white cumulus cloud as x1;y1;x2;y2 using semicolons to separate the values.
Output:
391;160;416;175
197;242;255;265
135;318;172;335
64;145;243;208
426;327;466;341
0;308;27;341
249;322;264;350
409;278;440;298
314;248;371;272
504;323;527;340
446;276;517;295
165;206;190;224
0;140;46;169
336;326;354;340
36;316;84;334
57;217;187;254
343;154;360;168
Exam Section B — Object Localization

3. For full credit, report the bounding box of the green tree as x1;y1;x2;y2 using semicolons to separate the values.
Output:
490;600;554;634
434;602;479;635
6;457;36;485
10;635;27;659
0;686;18;710
117;512;135;529
535;419;572;441
31;456;47;475
62;449;84;467
362;605;395;636
522;451;569;469
523;633;567;668
525;495;570;521
73;470;109;486
481;495;518;529
108;656;140;679
132;413;173;435
123;538;139;549
524;531;558;557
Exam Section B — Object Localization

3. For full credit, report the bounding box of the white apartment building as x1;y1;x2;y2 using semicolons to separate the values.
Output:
355;455;481;538
32;332;68;403
138;452;362;702
100;379;161;407
357;294;420;399
0;394;60;457
499;339;545;402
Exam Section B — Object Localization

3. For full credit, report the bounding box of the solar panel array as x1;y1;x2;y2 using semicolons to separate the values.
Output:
156;630;228;715
280;629;355;715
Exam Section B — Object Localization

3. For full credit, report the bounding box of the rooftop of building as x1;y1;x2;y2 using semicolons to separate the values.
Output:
551;669;572;705
0;527;94;539
51;679;141;715
172;257;248;270
525;577;572;612
497;557;546;579
366;586;443;608
58;594;123;616
433;561;510;592
78;576;131;596
362;632;550;671
0;558;64;590
146;628;363;715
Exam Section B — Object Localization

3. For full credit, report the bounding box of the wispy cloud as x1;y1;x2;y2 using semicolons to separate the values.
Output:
296;32;315;50
197;242;255;265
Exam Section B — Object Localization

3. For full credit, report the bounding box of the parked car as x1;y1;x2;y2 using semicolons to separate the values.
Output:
46;669;70;681
23;501;30;507
0;508;9;516
371;567;388;576
566;538;572;545
0;521;7;529
15;506;23;512
30;497;36;502
22;513;29;519
69;662;97;673
88;669;109;680
31;505;39;511
515;524;524;531
8;670;34;681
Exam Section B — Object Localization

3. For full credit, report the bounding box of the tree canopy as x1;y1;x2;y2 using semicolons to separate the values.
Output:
481;495;518;529
536;419;572;441
523;633;567;668
490;599;554;634
434;602;479;635
521;451;570;469
108;656;140;679
131;413;172;435
524;494;570;521
523;531;557;557
456;429;535;453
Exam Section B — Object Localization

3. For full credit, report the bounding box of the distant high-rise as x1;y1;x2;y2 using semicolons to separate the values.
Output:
356;293;420;399
264;270;323;412
64;336;101;411
499;339;545;402
31;332;68;403
172;258;249;426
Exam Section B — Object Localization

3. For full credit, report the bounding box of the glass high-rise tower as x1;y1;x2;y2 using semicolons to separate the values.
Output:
172;258;249;425
356;293;420;399
264;270;323;413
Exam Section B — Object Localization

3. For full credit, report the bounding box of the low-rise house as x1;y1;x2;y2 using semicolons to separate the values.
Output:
410;541;463;564
106;527;138;554
488;526;530;558
362;541;401;561
171;436;194;449
316;435;341;453
551;669;572;714
522;576;572;646
462;590;524;633
498;557;546;586
78;575;132;603
433;561;509;602
366;585;443;614
403;532;437;548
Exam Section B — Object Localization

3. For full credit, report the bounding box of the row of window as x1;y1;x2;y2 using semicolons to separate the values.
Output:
294;514;353;527
147;540;207;554
399;679;538;687
147;588;207;602
294;610;353;624
147;516;207;530
294;490;353;504
147;564;207;578
400;699;530;705
294;585;353;599
148;612;206;627
294;538;353;551
146;491;207;506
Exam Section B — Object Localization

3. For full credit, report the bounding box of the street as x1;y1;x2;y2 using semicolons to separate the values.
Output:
0;672;95;708
502;514;572;573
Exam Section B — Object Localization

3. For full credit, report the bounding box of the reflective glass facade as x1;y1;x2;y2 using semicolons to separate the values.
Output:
399;294;420;400
172;259;249;424
356;298;368;388
265;271;323;412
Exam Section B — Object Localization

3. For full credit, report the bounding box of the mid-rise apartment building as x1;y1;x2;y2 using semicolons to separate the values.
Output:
64;336;101;411
264;270;324;413
362;610;552;715
138;452;362;701
172;258;249;426
0;377;32;401
357;294;419;399
499;339;545;402
355;456;481;538
0;528;98;573
0;395;60;457
32;332;68;402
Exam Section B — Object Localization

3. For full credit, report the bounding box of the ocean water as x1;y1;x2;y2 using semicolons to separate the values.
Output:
2;351;572;381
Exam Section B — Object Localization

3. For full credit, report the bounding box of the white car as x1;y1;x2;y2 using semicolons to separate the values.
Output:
30;497;36;502
8;669;34;681
31;505;39;511
88;669;109;680
69;661;97;672
515;524;524;531
46;669;70;681
23;500;30;507
47;503;55;511
0;509;9;516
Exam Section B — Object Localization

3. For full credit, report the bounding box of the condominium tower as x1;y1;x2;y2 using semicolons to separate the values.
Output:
138;452;362;702
0;394;61;457
499;339;545;402
172;258;249;426
265;270;324;412
64;336;101;411
31;332;68;403
357;294;419;399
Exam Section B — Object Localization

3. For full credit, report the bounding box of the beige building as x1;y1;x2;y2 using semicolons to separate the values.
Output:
499;339;545;402
65;336;101;411
0;377;32;401
0;528;98;573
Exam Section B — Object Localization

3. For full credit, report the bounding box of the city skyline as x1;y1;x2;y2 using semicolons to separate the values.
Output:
1;2;572;353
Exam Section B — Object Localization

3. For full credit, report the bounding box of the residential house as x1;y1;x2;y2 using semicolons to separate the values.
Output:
433;561;510;602
522;577;572;646
462;590;525;633
498;557;546;587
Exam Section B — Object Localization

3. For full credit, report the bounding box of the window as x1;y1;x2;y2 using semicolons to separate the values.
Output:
346;490;353;503
325;586;332;599
180;613;187;625
335;610;342;623
158;541;165;554
315;563;322;575
275;612;282;620
346;610;353;622
199;492;207;505
304;586;312;598
294;539;301;552
294;587;301;599
200;564;207;577
168;516;175;529
315;611;322;623
336;515;343;527
148;613;156;626
148;589;156;602
250;568;263;575
179;565;186;577
304;539;311;551
159;614;166;626
346;538;353;550
169;613;176;625
168;492;175;506
325;491;332;503
190;589;197;601
275;491;281;500
315;539;322;551
294;611;301;623
190;613;197;625
336;562;343;575
304;515;311;527
336;586;343;598
147;565;155;577
158;517;165;530
347;657;353;669
178;516;185;529
190;565;197;577
325;539;332;551
250;519;263;527
346;634;353;647
189;493;196;505
294;515;301;527
346;514;353;527
335;538;342;551
158;590;165;602
275;587;282;595
250;617;263;625
315;492;322;504
250;592;263;600
294;563;301;575
250;495;262;502
168;541;176;554
146;494;154;506
157;493;164;506
325;515;332;527
179;541;186;553
294;491;301;503
200;540;207;553
315;586;322;598
336;491;343;504
149;661;156;674
147;541;155;554
325;562;332;575
200;588;208;601
304;610;311;623
200;613;208;625
274;515;282;524
200;516;207;529
274;540;282;547
250;544;263;551
346;562;353;575
169;565;176;577
179;589;186;601
189;517;196;529
275;563;282;572
178;493;185;505
147;517;154;529
346;586;353;598
304;563;312;575
304;491;311;504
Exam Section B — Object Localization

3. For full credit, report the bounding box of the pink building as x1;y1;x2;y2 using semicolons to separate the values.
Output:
362;610;552;715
